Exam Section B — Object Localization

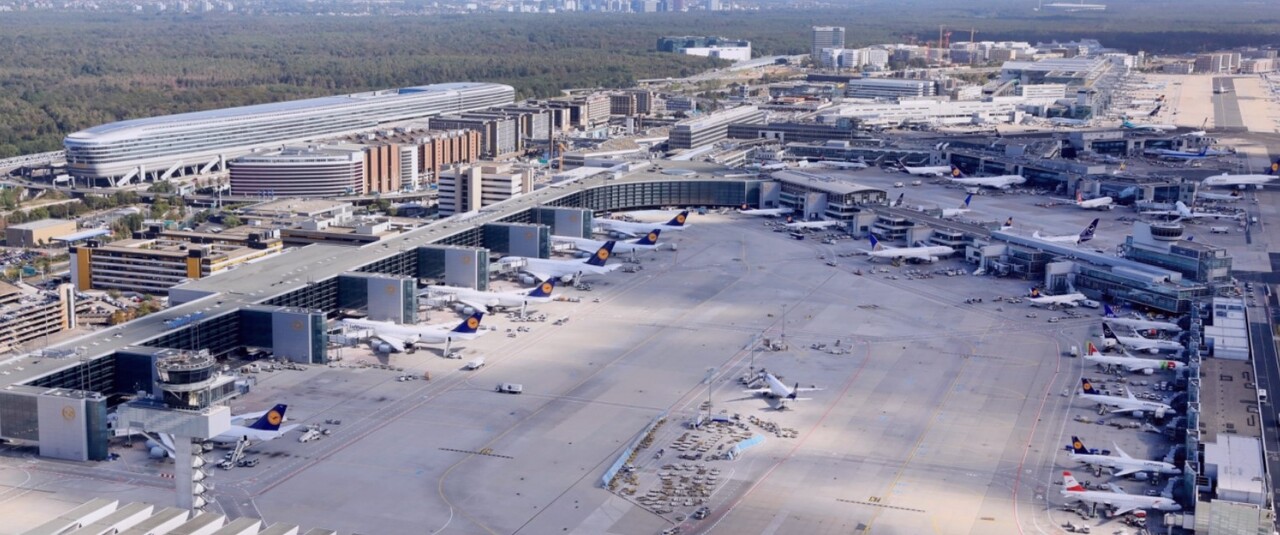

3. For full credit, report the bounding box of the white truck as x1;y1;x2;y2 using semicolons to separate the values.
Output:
464;357;486;370
496;383;523;394
1210;226;1230;234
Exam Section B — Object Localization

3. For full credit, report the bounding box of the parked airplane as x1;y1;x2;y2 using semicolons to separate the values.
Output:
739;206;793;217
1027;288;1087;307
424;279;556;315
1064;191;1114;210
596;211;689;238
947;166;1026;189
1144;146;1229;160
1103;305;1182;333
743;371;822;409
1140;201;1239;220
1200;160;1280;188
1102;323;1182;354
785;220;845;230
1049;117;1088;127
1121;120;1177;132
940;194;974;217
342;312;487;354
1061;471;1181;516
1079;378;1175;416
1033;218;1099;245
815;159;869;170
210;404;300;444
559;230;661;255
1195;190;1242;202
500;241;621;283
1069;436;1182;477
897;159;952;177
1084;342;1180;375
865;235;954;263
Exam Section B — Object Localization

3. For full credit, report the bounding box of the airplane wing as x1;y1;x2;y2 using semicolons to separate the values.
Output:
373;334;406;353
790;397;814;401
456;296;494;312
521;266;557;283
793;387;823;393
743;388;772;395
1108;502;1139;516
1112;467;1141;478
1107;407;1144;414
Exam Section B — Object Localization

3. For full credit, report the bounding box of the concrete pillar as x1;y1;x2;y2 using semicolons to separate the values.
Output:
175;438;194;510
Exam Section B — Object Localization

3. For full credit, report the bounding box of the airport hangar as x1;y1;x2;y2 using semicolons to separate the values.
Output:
0;169;770;461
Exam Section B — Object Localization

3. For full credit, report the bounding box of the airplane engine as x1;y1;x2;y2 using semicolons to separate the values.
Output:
451;303;468;313
517;274;535;286
559;274;576;283
1145;348;1160;355
145;438;160;450
459;306;476;316
1154;408;1167;419
376;343;394;354
927;256;939;263
608;231;628;239
405;334;421;346
1132;410;1145;419
1141;368;1154;376
148;446;168;459
575;251;591;258
1131;472;1149;481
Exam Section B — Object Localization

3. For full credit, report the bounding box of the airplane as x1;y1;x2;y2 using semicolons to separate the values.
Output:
815;159;869;170
1063;191;1114;210
785;220;845;230
596;211;689;238
210;404;300;444
1084;341;1180;375
1000;217;1014;230
500;241;621;283
1079;378;1175;416
940;194;973;218
1121;120;1177;132
1144;146;1229;160
1060;471;1181;516
424;279;556;315
1033;218;1098;245
1102;323;1182;354
342;312;487;355
897;159;953;177
558;230;661;255
738;205;794;217
1027;288;1087;307
742;371;822;409
1103;305;1182;333
1195;190;1242;202
1140;201;1239;221
1049;117;1088;127
865;235;954;263
1200;160;1280;188
1069;436;1182;477
947;166;1026;190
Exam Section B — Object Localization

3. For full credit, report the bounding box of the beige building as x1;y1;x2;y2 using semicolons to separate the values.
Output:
70;227;283;294
7;219;77;248
0;282;81;353
437;162;533;217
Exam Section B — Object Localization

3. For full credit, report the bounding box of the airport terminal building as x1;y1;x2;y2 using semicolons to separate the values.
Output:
62;83;515;184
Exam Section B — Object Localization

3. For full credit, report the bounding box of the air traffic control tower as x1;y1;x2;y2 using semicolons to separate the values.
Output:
117;350;232;510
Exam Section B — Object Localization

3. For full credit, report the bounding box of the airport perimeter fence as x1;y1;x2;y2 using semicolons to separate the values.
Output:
601;412;667;488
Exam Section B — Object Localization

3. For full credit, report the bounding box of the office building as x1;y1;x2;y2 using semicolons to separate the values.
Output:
768;170;886;221
657;36;750;53
819;97;1024;127
611;94;638;116
727;118;862;144
1195;52;1241;74
437;162;533;217
669;105;764;149
811;26;845;60
7;219;78;248
64;83;514;183
0;282;79;353
430;115;520;158
1000;57;1110;87
70;228;283;294
229;145;366;197
1122;222;1232;283
844;78;938;99
679;44;752;62
419;129;482;184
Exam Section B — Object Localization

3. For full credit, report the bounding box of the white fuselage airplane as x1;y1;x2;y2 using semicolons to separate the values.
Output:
1049;117;1088;127
1201;162;1279;188
1069;436;1182;477
596;211;689;238
743;371;822;409
1084;342;1180;375
940;194;973;218
1079;378;1175;416
1195;190;1242;202
424;279;556;313
1061;471;1181;516
785;220;845;230
947;167;1026;189
899;161;953;176
557;230;661;255
815;159;868;170
1027;290;1087;307
865;235;954;263
1068;191;1114;210
343;312;487;354
739;206;793;217
1141;201;1239;221
1102;323;1182;354
1033;218;1098;245
1122;120;1177;132
210;404;300;444
501;241;621;283
1103;305;1181;332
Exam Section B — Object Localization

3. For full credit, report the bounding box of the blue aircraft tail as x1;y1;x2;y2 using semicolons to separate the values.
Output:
585;241;616;267
1079;218;1099;243
1081;378;1102;395
1070;436;1091;455
634;229;661;246
949;165;966;178
868;235;882;250
960;193;973;209
451;312;485;334
1269;158;1280;175
526;279;556;298
666;211;689;227
1103;304;1117;318
247;404;289;431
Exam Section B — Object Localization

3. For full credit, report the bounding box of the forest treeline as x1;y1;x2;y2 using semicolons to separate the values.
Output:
0;4;1276;157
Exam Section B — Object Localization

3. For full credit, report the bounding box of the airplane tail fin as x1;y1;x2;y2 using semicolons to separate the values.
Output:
1269;158;1280;175
1076;190;1083;203
1081;378;1101;395
1070;436;1091;455
1003;217;1013;228
634;229;661;246
1062;471;1086;492
1078;218;1099;243
1086;341;1101;356
1121;120;1134;129
1101;322;1118;340
451;312;485;334
1029;287;1041;298
247;404;288;431
1175;201;1192;217
666;211;689;228
526;279;556;298
585;241;616;266
869;235;883;251
1199;146;1209;156
949;165;966;178
789;382;800;400
960;193;972;209
1103;304;1117;318
893;192;904;207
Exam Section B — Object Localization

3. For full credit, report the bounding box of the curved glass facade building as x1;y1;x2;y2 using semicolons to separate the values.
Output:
63;82;515;180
